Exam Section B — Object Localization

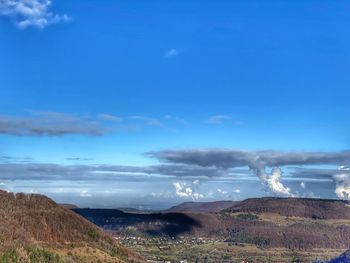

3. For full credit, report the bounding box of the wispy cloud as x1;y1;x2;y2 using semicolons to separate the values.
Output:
163;115;187;125
0;111;107;136
205;115;241;125
65;157;94;161
129;116;162;126
217;188;228;195
0;111;190;137
0;163;230;181
0;0;70;29
79;190;92;197
98;113;122;122
164;48;180;58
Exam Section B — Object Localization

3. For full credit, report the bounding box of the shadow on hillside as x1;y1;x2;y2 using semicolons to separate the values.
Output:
73;209;202;237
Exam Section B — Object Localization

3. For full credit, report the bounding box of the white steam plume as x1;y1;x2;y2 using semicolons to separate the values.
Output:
334;166;350;200
254;166;294;197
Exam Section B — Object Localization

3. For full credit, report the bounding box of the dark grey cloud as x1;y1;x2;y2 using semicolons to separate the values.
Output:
148;149;350;169
290;167;340;179
0;163;142;182
65;157;94;161
0;111;188;137
0;156;16;160
0;163;231;182
145;164;229;178
148;149;350;197
0;111;107;136
0;156;34;163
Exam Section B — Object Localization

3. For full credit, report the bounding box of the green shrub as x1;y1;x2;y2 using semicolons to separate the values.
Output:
236;213;259;220
25;246;63;263
0;249;19;263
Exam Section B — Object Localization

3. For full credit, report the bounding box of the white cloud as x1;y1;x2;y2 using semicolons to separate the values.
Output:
28;189;38;194
164;49;180;58
173;181;203;200
217;188;228;195
0;0;70;29
267;167;294;197
339;165;350;171
192;179;200;185
234;189;241;193
333;165;350;200
79;190;92;197
205;115;239;125
300;182;306;189
334;171;350;200
98;114;122;122
150;191;172;198
163;115;187;125
335;183;350;200
257;167;294;197
151;192;162;197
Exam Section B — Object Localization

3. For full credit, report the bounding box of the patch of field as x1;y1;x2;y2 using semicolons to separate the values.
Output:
257;213;314;226
236;212;350;228
127;241;344;263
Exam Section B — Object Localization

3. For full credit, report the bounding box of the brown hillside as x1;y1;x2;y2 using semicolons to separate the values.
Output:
225;197;350;219
0;190;144;263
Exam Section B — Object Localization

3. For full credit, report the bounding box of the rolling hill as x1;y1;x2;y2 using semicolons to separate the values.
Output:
166;200;237;213
0;190;144;263
225;197;350;219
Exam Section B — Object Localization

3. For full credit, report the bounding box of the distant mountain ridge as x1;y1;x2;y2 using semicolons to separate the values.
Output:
166;200;237;213
225;197;350;219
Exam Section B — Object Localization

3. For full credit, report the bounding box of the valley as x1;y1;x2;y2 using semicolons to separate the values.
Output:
1;190;349;262
73;198;350;262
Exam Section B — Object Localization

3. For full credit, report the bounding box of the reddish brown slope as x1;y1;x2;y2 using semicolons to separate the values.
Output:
0;190;144;262
225;197;350;219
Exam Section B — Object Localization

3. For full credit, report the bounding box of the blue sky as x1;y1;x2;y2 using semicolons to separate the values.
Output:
0;0;349;208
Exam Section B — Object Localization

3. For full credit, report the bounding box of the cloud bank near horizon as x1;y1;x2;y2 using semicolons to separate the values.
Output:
0;149;349;201
148;149;350;199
